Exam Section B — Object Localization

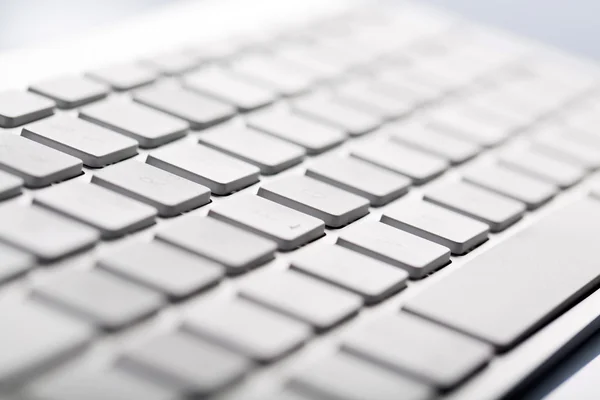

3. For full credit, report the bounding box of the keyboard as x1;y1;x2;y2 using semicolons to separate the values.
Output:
2;0;600;399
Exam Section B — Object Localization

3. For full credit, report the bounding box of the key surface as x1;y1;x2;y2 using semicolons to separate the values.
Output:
405;198;600;350
22;115;138;168
184;67;276;111
291;93;380;136
86;63;157;91
92;160;210;217
140;51;199;76
0;203;98;261
288;352;434;400
463;164;558;210
34;182;157;239
424;181;526;232
337;222;450;279
0;134;82;187
0;302;93;386
198;124;305;175
209;195;325;250
98;241;224;299
351;141;448;184
291;244;408;304
240;270;362;331
258;175;370;228
119;332;250;396
147;142;260;195
33;269;163;330
0;90;54;128
306;156;411;206
0;242;34;284
156;216;277;274
133;85;235;130
334;81;414;120
80;99;188;148
184;299;311;362
246;108;346;154
532;132;600;170
342;312;492;390
0;170;23;200
29;76;109;109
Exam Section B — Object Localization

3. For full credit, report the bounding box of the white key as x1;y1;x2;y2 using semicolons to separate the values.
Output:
335;81;414;120
0;90;54;128
0;170;23;201
532;133;600;170
86;63;157;91
139;51;199;76
29;76;109;109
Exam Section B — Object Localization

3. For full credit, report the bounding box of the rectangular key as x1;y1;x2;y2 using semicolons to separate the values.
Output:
404;198;600;350
156;216;277;274
289;352;434;400
34;182;157;239
22;115;138;168
306;156;411;207
337;222;450;279
0;170;22;200
183;299;310;362
0;134;82;188
334;81;414;120
531;130;600;170
80;99;188;148
198;124;305;175
258;175;370;228
0;90;54;128
0;203;98;262
139;51;199;75
183;67;276;111
351;141;448;184
342;313;492;390
98;241;224;299
291;244;408;304
209;195;325;250
240;270;362;331
86;63;157;91
291;93;381;136
381;201;489;255
463;164;558;210
29;76;109;109
92;160;210;217
0;302;92;387
0;242;34;284
33;269;163;330
133;85;235;130
119;332;250;396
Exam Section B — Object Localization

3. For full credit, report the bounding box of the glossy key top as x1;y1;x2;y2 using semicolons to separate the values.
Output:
0;90;54;128
29;76;109;109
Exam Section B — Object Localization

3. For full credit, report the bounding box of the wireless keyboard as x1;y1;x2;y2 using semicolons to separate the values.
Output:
2;0;600;399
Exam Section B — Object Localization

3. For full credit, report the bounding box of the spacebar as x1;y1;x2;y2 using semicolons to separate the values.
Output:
404;197;600;351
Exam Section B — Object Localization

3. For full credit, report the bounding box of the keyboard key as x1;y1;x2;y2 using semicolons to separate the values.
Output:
133;85;235;130
146;142;260;195
140;51;199;76
240;270;362;331
342;313;492;390
209;195;325;250
306;156;411;207
405;197;600;350
86;63;157;91
0;203;98;261
0;302;93;386
0;170;22;200
0;134;83;187
98;241;224;299
33;269;163;330
276;45;342;82
246;108;346;154
22;115;138;168
351;141;448;184
119;332;250;397
0;242;34;284
29;76;109;109
289;352;434;400
79;99;188;148
183;299;311;362
156;216;276;274
34;182;157;239
198;124;305;175
0;90;54;128
337;222;450;279
183;67;276;111
258;175;370;228
92;160;210;217
291;244;408;304
531;131;600;170
335;81;414;120
463;164;558;210
291;93;380;136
